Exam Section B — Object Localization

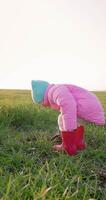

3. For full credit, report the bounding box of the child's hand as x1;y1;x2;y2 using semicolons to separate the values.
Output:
51;133;61;142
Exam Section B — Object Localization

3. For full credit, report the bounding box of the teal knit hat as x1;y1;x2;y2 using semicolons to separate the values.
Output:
31;80;49;103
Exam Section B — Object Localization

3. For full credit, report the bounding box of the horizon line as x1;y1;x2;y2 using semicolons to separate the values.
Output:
0;88;106;92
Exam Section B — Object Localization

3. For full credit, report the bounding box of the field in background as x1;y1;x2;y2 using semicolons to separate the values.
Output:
0;89;106;110
0;90;106;200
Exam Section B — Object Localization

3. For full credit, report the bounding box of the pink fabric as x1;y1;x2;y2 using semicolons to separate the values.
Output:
43;84;105;131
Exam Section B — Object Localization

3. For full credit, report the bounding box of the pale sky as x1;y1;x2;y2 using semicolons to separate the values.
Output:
0;0;106;90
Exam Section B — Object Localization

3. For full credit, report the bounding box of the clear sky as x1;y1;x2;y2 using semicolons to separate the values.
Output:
0;0;106;90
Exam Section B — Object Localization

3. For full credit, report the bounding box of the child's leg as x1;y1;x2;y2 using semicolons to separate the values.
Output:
58;114;63;131
53;115;86;155
77;118;86;127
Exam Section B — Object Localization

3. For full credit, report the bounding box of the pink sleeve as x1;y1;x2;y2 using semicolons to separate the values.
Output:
51;86;77;131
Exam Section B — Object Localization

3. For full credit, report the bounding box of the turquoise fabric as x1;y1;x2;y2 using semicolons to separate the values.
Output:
31;80;49;103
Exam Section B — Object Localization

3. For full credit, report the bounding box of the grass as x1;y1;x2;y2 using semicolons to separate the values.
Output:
0;90;106;200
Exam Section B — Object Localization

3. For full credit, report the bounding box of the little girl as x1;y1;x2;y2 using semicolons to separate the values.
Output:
31;80;105;156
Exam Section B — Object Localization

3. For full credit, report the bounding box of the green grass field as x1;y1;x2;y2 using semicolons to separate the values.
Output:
0;90;106;200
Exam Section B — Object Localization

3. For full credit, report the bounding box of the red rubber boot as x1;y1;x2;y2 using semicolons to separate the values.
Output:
53;130;77;156
75;126;87;150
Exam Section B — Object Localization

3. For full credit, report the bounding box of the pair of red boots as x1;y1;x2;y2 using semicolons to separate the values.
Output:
53;126;86;156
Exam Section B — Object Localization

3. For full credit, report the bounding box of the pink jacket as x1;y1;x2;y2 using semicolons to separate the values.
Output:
43;84;105;131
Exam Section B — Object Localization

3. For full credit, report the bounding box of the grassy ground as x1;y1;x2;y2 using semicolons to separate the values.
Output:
0;90;106;200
